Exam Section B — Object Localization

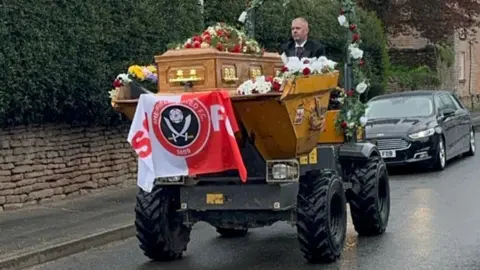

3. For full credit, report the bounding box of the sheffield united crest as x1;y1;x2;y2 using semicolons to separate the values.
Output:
152;98;210;157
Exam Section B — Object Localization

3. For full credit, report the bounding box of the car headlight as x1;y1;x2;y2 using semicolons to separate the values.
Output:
408;128;435;139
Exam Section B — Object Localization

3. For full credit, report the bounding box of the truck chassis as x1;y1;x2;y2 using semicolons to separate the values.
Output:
134;133;391;263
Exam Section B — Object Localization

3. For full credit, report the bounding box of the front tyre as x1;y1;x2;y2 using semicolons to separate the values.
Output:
465;128;475;156
296;169;347;263
433;136;446;171
348;155;390;236
135;186;191;261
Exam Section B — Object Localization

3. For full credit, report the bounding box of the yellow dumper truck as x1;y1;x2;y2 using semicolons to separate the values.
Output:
111;42;390;263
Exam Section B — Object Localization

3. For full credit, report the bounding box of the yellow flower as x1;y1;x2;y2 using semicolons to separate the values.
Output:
146;65;157;73
128;65;145;80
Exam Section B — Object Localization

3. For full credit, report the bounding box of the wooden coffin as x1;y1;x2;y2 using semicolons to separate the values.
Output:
154;48;284;93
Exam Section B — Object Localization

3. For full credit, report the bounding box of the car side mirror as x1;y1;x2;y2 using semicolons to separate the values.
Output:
441;108;455;117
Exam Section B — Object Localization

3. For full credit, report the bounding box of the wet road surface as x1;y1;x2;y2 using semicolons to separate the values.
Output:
29;135;480;270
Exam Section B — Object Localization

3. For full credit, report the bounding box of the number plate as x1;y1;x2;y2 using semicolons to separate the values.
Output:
206;193;224;205
380;150;396;158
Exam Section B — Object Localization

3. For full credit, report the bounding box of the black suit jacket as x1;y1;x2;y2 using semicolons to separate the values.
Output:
280;39;326;59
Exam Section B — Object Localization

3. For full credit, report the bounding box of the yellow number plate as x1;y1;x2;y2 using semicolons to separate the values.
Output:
206;193;224;205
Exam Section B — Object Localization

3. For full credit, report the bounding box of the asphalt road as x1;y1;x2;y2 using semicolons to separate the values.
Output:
28;134;480;270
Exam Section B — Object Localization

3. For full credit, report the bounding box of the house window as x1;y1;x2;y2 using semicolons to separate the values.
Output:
458;51;466;82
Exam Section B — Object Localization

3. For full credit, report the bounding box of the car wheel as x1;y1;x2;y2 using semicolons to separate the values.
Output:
433;136;446;171
465;129;475;157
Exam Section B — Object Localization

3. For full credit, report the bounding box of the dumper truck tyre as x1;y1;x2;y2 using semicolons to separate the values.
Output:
135;186;191;261
216;227;249;238
296;169;347;263
348;155;390;236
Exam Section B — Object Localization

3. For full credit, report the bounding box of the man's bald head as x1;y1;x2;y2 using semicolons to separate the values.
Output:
291;17;309;43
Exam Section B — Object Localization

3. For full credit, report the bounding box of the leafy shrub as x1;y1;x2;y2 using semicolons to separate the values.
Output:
388;65;441;91
0;0;203;127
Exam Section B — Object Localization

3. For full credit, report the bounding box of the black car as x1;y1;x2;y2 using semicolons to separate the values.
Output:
363;90;476;170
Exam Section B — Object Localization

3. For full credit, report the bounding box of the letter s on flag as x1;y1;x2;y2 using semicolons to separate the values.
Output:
131;112;152;158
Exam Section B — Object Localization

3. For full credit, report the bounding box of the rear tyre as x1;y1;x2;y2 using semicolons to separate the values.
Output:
296;169;347;263
348;155;390;236
465;128;475;156
216;227;249;238
135;186;191;261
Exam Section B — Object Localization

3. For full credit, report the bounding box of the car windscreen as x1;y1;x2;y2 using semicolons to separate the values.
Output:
365;96;434;119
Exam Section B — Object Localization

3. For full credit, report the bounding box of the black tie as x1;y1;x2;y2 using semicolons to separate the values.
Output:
296;47;304;59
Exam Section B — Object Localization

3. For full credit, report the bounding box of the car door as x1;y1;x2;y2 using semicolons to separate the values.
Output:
438;94;462;156
434;95;457;155
448;93;471;150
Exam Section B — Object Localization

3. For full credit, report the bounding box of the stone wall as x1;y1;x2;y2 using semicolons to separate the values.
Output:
0;124;137;211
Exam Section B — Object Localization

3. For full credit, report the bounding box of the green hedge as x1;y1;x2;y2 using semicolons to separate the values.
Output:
0;0;203;127
204;0;390;100
0;0;389;128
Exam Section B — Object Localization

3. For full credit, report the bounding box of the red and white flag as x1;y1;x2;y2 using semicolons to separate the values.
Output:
127;90;247;192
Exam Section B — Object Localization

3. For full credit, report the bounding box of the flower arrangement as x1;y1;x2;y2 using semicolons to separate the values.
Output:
236;75;283;95
277;55;339;79
334;0;370;139
169;22;264;55
109;64;158;102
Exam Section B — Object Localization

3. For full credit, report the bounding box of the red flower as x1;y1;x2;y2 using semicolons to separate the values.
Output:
303;59;310;64
281;66;288;73
216;30;225;37
272;81;282;92
303;67;311;76
184;42;193;48
352;33;360;42
341;121;348;128
265;76;273;83
193;41;201;48
192;35;202;43
216;43;224;51
113;79;122;88
346;89;354;97
359;59;365;66
202;34;212;44
232;44;242;53
349;24;357;31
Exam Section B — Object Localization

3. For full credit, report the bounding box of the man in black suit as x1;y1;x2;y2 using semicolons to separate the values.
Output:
280;17;326;59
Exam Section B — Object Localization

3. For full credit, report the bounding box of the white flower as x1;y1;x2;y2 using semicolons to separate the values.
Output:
312;56;327;72
348;44;363;59
252;76;272;94
237;80;255;95
337;15;349;28
238;11;247;23
116;73;132;84
326;60;337;69
347;110;352;120
348;122;355;128
285;57;303;72
200;42;210;48
243;46;248;53
207;27;216;36
356;81;368;94
360;116;368;126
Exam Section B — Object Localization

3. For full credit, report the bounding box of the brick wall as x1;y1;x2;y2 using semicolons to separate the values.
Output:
0;124;137;211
